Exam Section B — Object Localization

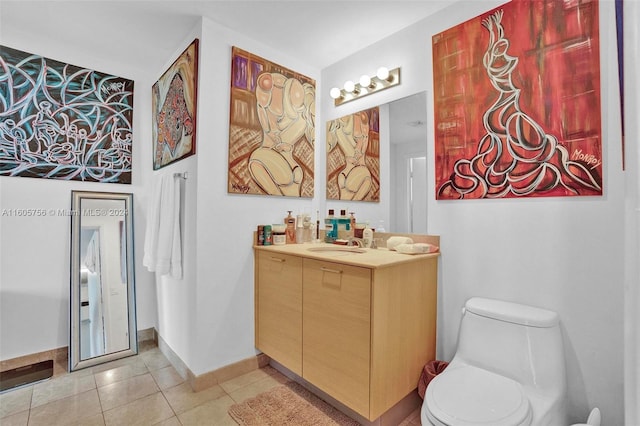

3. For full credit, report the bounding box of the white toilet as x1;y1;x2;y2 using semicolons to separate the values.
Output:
422;297;568;426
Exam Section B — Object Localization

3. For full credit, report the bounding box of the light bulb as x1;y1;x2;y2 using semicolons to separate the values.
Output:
330;87;342;99
376;67;390;81
359;74;371;88
343;80;355;93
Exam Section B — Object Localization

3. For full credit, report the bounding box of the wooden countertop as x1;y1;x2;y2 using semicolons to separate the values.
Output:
254;237;439;269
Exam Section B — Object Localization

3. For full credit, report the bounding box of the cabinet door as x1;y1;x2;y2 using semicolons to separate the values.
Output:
256;251;302;375
303;258;371;417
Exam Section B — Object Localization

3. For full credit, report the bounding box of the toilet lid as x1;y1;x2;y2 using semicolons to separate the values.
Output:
426;365;532;426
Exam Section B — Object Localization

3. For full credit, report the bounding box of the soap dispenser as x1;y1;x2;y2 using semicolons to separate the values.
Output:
363;222;373;248
349;212;356;238
285;211;296;244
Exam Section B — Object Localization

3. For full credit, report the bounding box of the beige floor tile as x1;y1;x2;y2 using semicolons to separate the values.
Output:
0;409;29;426
138;339;158;353
27;389;102;426
226;373;288;403
72;413;106;426
89;353;140;375
178;394;237;426
94;358;149;387
150;365;185;390
219;366;283;394
0;385;32;418
97;373;159;411
153;416;182;426
162;382;226;414
140;348;171;371
31;372;96;408
103;392;174;426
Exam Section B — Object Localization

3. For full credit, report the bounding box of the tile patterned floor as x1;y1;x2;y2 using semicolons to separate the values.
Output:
1;343;422;425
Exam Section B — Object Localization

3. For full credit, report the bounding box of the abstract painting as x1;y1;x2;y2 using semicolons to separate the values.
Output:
326;107;380;202
228;46;315;197
152;39;198;170
0;45;134;183
433;0;602;199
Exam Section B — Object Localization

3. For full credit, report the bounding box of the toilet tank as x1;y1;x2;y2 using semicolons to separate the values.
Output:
454;297;566;393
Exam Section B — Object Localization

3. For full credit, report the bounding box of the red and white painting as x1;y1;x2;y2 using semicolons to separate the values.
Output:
433;0;602;199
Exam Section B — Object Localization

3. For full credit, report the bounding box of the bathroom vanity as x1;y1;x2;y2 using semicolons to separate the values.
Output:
253;234;439;421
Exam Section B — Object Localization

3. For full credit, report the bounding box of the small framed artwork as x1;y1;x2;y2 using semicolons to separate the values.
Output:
152;39;199;170
326;107;380;202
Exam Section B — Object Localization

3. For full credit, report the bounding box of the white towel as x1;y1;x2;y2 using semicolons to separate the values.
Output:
143;173;183;279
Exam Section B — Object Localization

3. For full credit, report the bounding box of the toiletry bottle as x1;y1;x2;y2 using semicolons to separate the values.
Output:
338;209;349;239
349;212;356;238
285;211;296;244
303;216;312;242
273;225;286;245
296;213;305;243
263;225;272;246
363;223;373;248
257;225;264;245
324;209;336;243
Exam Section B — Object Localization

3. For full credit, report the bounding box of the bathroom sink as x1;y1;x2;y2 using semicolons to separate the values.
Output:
307;246;366;254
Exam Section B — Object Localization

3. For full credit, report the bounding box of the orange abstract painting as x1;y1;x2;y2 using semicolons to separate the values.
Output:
326;107;380;202
228;47;315;197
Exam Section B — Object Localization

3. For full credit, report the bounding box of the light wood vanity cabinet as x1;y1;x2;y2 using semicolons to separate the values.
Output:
254;251;302;375
254;238;439;421
303;258;372;416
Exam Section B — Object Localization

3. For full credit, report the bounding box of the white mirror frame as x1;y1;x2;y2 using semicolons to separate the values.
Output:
69;191;137;371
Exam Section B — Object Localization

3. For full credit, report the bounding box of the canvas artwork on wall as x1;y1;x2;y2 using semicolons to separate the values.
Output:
152;39;199;170
326;107;380;202
433;0;602;199
0;45;134;183
228;46;315;197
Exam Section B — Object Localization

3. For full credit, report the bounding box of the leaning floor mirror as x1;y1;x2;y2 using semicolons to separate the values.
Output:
70;191;137;371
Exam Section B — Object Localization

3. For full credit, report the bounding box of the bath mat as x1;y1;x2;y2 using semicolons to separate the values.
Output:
228;381;361;425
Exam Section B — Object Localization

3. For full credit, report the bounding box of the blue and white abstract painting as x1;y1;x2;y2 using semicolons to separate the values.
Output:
0;45;134;183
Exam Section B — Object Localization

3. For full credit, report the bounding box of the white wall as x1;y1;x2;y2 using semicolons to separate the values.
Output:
187;17;322;375
0;21;158;360
623;0;640;422
322;1;627;424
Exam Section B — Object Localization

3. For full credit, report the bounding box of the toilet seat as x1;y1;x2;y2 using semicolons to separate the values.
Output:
425;364;532;426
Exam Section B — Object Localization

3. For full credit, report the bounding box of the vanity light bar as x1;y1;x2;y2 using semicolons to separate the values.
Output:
330;67;401;106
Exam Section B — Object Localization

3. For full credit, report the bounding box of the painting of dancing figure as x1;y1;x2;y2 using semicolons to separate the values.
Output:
228;46;315;197
326;107;380;201
433;0;602;199
152;39;198;170
0;45;134;183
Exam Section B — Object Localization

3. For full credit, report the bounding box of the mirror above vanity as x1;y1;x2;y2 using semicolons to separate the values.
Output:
69;191;137;371
389;91;428;234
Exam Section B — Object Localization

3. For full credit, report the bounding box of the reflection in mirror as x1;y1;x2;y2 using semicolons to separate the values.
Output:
390;91;428;233
70;191;137;371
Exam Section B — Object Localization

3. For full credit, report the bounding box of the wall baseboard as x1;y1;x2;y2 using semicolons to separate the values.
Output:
0;327;159;379
155;330;268;392
1;328;265;395
0;347;68;379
